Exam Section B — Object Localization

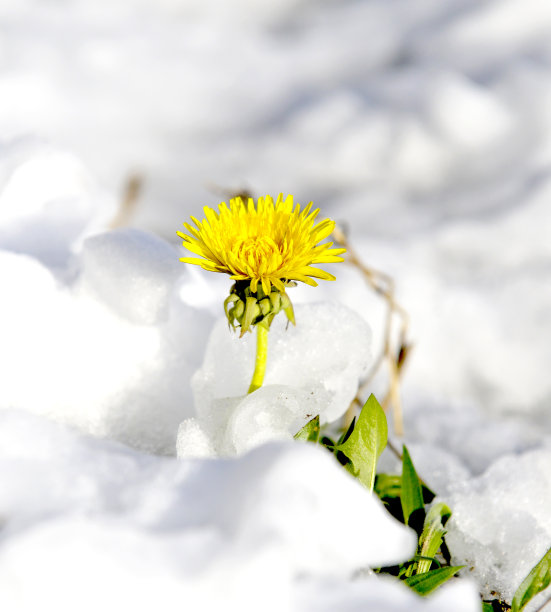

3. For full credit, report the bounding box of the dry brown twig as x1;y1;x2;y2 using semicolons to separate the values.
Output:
109;174;143;229
332;224;412;438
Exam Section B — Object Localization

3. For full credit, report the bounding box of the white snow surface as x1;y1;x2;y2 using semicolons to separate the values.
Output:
1;0;551;609
445;444;551;603
0;409;476;612
0;225;210;455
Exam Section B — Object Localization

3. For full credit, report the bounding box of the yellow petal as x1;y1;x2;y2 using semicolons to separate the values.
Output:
178;194;344;292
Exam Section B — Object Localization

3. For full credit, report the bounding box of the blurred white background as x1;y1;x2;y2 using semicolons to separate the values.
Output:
1;0;550;430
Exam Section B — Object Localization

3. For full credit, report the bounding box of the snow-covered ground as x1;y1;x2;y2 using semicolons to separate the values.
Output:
1;0;551;609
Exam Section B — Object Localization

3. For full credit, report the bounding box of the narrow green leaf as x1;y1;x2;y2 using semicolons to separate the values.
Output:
415;502;452;574
334;394;387;492
511;546;551;612
294;415;320;442
401;445;424;527
404;565;464;596
413;555;441;569
481;602;495;612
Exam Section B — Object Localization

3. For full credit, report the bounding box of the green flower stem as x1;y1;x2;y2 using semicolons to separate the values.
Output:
248;324;269;393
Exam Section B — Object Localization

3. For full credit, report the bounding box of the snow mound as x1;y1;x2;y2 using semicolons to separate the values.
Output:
0;409;428;612
0;228;210;455
79;228;182;325
0;139;113;268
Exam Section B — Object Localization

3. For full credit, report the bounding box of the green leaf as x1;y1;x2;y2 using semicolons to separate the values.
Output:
413;555;442;569
320;435;335;449
294;415;320;442
374;474;402;499
404;565;464;596
337;417;356;446
511;546;551;612
415;502;452;574
481;602;508;612
334;394;387;492
401;445;424;527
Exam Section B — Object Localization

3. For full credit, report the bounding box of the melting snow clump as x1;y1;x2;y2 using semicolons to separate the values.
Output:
178;302;372;457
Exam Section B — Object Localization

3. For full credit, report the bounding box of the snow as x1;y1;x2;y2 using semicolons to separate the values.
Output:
445;445;551;603
79;228;182;325
0;410;435;612
0;139;113;268
0;229;210;455
178;302;372;457
1;0;551;609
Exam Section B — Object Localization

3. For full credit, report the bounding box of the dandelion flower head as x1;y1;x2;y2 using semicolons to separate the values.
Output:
178;194;346;294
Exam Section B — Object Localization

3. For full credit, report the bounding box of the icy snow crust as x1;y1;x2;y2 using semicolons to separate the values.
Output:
1;0;551;609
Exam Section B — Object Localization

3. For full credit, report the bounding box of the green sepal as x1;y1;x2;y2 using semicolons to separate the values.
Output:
281;292;295;325
224;293;240;330
268;291;281;310
240;296;260;336
224;280;297;334
259;298;271;316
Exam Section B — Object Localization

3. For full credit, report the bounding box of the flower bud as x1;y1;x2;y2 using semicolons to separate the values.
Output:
223;279;296;335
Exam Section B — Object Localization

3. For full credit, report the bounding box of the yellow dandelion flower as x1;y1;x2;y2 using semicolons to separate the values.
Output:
177;194;346;295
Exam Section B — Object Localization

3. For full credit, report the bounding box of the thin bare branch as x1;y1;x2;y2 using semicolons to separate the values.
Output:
333;223;411;437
